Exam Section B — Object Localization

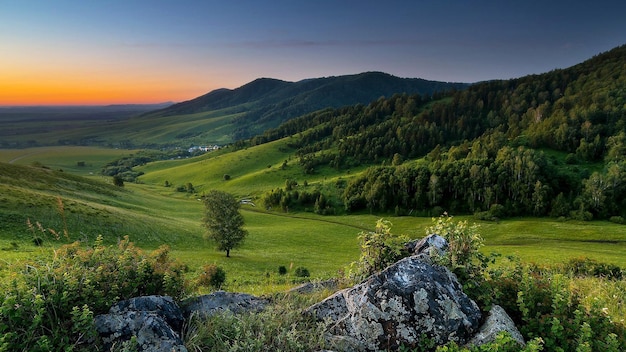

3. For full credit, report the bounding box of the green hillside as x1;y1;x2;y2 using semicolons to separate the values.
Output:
148;72;469;140
234;44;626;221
0;72;467;149
0;162;202;249
2;45;626;289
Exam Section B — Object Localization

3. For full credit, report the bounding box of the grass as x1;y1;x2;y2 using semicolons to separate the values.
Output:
1;149;626;295
0;146;140;176
0;107;243;147
136;137;364;197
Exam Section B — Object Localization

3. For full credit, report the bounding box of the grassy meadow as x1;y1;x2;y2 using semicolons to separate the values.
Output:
0;106;243;147
1;145;625;296
0;146;140;176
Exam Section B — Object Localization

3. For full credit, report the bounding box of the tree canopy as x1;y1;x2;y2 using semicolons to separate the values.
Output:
254;45;626;220
202;190;248;257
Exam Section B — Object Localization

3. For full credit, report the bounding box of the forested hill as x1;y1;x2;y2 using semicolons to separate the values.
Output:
145;72;468;139
254;44;626;220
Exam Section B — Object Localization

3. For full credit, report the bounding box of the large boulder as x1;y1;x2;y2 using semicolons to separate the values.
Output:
180;291;268;320
95;295;187;352
307;255;481;351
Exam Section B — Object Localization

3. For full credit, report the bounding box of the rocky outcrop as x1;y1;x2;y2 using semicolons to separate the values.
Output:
180;291;268;320
466;305;525;347
93;236;524;352
95;292;269;351
95;295;187;352
307;254;482;351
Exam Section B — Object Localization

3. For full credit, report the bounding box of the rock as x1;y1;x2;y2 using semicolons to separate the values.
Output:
180;291;267;320
307;255;481;351
405;234;448;256
466;305;525;348
110;295;185;332
94;295;187;352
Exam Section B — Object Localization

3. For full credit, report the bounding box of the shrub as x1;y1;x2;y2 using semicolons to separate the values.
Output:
486;262;626;351
609;216;625;224
113;174;124;187
427;214;496;309
565;153;578;164
197;264;227;289
348;219;409;282
294;267;310;278
565;257;623;280
0;236;190;351
223;174;231;181
436;331;544;351
278;265;288;275
515;269;626;351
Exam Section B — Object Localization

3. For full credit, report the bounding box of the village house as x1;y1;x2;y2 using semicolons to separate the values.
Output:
188;145;221;153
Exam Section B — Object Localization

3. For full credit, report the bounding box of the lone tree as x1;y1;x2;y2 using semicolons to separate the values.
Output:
202;190;248;257
113;175;124;187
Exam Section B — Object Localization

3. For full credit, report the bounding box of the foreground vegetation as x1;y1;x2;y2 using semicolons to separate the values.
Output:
1;215;624;351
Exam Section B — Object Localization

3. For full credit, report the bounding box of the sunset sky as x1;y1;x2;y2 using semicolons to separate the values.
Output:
1;0;625;106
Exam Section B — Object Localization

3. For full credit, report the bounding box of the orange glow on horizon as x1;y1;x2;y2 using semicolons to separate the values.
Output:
0;67;222;106
0;81;200;106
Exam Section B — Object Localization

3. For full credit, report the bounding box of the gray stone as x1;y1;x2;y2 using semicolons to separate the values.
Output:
110;295;185;332
405;234;448;256
95;295;187;352
180;291;267;320
307;255;481;351
466;305;525;348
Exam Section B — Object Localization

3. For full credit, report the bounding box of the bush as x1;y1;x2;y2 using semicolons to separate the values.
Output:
565;257;623;280
197;264;227;289
294;267;310;278
223;174;231;181
436;331;544;351
348;219;409;282
278;265;288;275
565;153;578;164
113;174;124;187
609;216;625;224
427;214;496;309
0;236;190;351
486;261;626;351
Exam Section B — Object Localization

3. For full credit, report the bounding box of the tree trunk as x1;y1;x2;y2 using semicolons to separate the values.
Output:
226;249;230;257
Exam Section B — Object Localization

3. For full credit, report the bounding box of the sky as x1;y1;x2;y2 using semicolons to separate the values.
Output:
1;0;625;106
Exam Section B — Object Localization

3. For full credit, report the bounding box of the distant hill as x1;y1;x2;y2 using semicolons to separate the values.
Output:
238;44;626;219
145;72;469;140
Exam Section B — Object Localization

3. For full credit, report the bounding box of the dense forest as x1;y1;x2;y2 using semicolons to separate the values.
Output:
146;72;468;140
255;45;626;220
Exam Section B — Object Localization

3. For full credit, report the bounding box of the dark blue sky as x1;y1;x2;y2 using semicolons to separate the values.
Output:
1;0;625;104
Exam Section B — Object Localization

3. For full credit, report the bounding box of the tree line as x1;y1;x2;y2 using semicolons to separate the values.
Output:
257;45;626;219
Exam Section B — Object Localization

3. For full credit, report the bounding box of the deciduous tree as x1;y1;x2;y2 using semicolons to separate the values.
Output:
202;190;248;257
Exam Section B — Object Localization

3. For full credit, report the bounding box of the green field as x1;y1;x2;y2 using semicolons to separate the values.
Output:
0;146;140;176
1;146;625;295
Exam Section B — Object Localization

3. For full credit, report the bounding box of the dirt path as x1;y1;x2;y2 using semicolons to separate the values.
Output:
8;150;45;164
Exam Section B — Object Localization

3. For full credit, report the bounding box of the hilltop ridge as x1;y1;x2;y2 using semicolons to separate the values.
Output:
143;71;469;140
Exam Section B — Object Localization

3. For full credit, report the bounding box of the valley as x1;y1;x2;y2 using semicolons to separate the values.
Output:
1;46;626;350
